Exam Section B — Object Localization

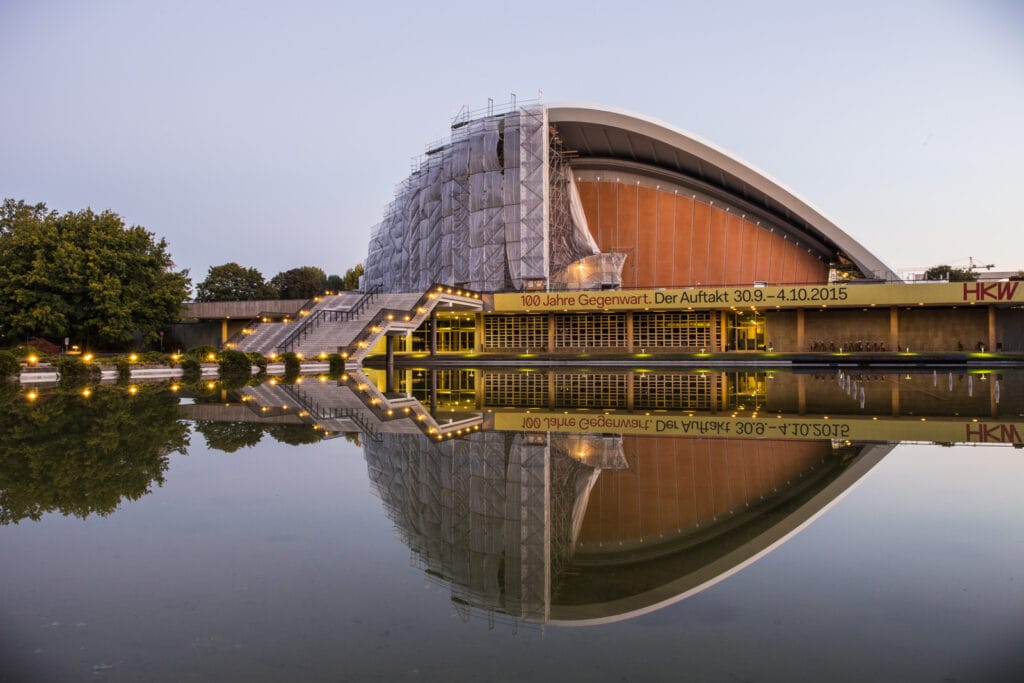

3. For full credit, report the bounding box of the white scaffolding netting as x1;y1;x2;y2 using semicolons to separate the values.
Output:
365;107;548;293
363;432;551;621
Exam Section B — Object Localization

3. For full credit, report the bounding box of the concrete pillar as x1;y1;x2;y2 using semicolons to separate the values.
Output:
547;371;556;409
547;313;556;353
796;309;805;352
385;335;395;393
626;312;634;353
429;368;438;414
429;310;438;356
221;319;228;345
797;374;806;414
475;313;484;353
626;372;635;410
889;308;899;352
476;370;485;409
989;306;997;352
990;374;999;418
891;380;900;417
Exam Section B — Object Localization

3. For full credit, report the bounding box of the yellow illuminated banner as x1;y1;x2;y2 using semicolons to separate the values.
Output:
492;411;1024;445
492;281;1024;312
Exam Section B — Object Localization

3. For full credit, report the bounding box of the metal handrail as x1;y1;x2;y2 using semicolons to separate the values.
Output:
278;383;383;442
277;286;382;353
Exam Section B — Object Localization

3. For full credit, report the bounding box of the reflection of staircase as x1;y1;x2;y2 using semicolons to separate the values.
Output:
278;383;383;442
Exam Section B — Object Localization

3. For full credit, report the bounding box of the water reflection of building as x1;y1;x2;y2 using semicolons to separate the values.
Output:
365;367;1021;418
363;429;891;625
177;369;1022;625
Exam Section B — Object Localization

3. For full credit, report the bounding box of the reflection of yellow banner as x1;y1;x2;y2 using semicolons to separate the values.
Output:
492;281;1024;312
493;412;1024;445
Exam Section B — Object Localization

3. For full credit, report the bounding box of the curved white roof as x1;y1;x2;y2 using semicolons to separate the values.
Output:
547;104;897;281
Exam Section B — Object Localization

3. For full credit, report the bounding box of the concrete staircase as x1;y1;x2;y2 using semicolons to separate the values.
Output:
231;293;358;355
233;286;484;362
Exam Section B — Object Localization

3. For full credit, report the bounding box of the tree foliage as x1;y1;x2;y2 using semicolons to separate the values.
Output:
195;421;264;453
327;264;363;292
195;262;278;301
342;263;364;290
0;199;191;348
923;264;977;282
0;383;189;524
270;266;327;299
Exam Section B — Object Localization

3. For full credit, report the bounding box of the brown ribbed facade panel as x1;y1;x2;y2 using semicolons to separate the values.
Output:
635;187;657;287
655;190;675;287
755;228;774;282
690;200;711;285
618;183;639;286
767;232;788;283
577;180;599;233
672;194;693;286
576;437;832;549
707;207;728;285
597;182;618;247
739;220;760;283
723;213;744;285
574;180;830;288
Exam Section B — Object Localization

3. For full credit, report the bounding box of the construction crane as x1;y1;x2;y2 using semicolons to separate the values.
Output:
967;257;995;272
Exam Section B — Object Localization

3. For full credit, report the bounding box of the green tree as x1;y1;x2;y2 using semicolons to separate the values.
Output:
326;264;363;291
341;263;364;290
195;421;264;453
923;264;977;282
265;422;326;446
270;266;327;299
0;383;189;524
195;262;278;301
0;199;191;348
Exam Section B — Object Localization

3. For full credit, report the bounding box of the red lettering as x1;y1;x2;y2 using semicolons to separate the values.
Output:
965;423;1023;444
963;281;1020;301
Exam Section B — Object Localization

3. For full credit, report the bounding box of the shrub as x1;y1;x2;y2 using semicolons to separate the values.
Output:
328;353;345;376
57;357;100;387
218;349;253;378
185;345;219;362
180;358;202;383
115;358;132;383
280;351;301;379
0;350;20;377
246;352;268;373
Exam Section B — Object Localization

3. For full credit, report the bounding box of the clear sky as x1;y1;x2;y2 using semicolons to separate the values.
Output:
2;0;1022;288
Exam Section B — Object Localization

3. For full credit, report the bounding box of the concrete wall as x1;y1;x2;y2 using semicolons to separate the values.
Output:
765;310;798;351
765;371;1021;417
180;299;308;320
766;307;1020;353
898;307;987;352
997;308;1024;351
803;309;890;351
166;320;248;351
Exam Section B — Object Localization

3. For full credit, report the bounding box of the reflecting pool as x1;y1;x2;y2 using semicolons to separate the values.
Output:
2;370;1022;682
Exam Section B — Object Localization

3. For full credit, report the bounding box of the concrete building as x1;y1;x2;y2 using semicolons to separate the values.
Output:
219;102;1023;360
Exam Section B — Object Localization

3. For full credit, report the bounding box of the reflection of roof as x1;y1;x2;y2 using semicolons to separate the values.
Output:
549;443;893;625
548;104;897;281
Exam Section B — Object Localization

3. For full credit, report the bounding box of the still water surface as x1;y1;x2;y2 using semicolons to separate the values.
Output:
1;370;1022;682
